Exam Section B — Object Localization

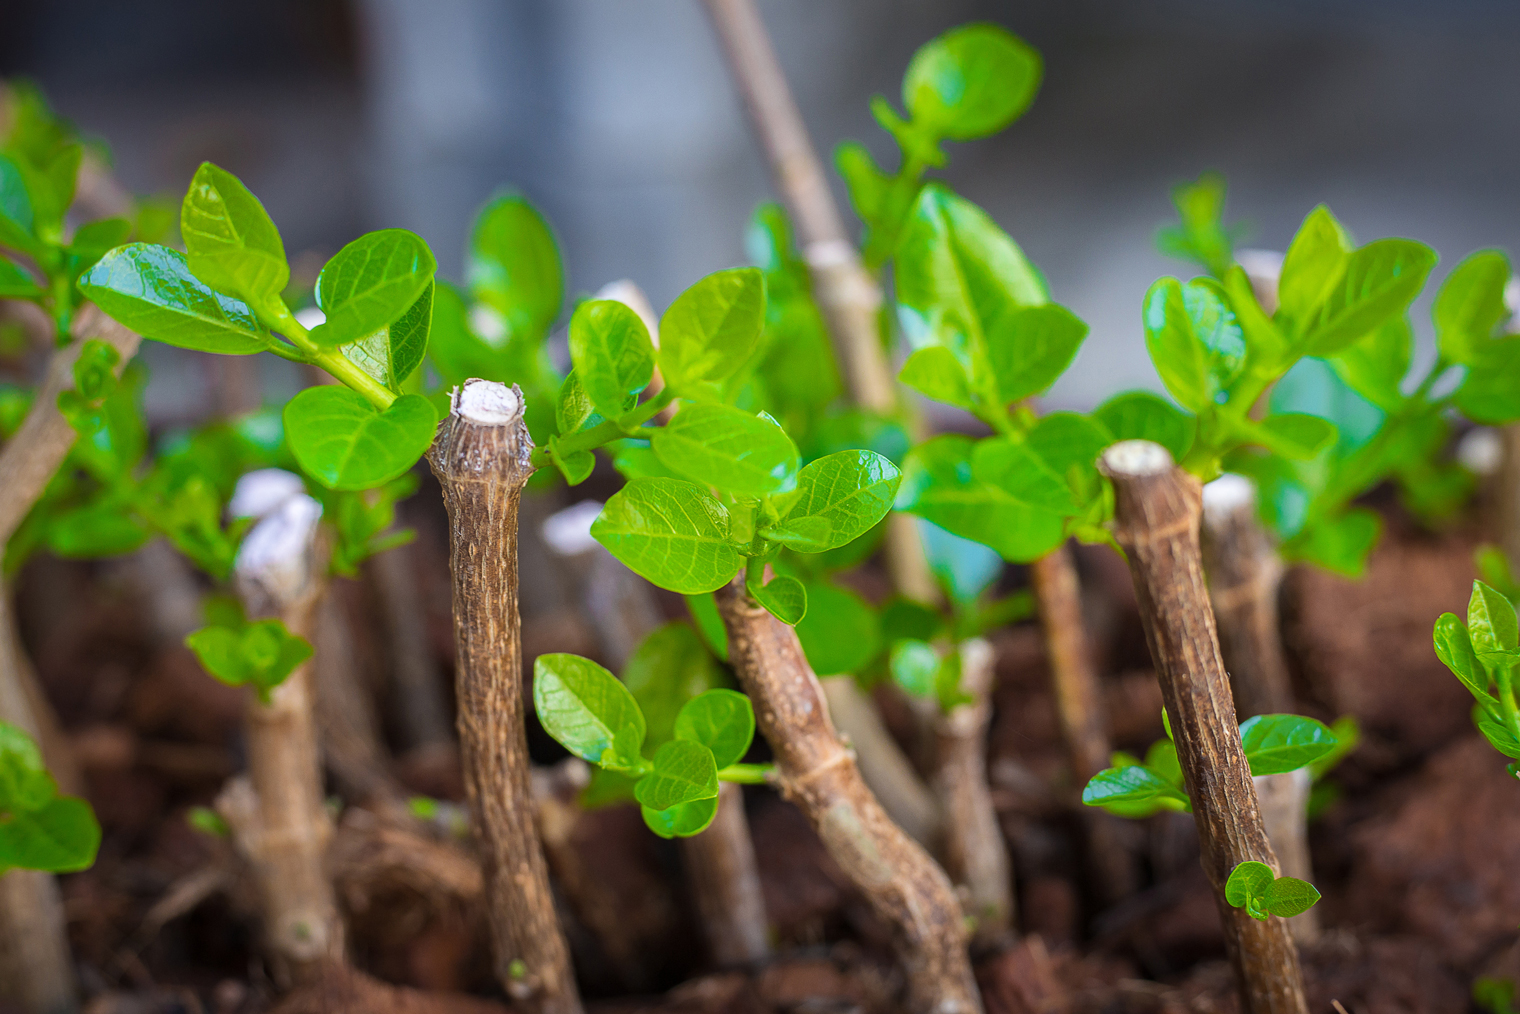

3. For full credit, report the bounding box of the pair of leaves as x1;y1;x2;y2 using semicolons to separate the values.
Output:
1225;861;1321;921
185;614;314;703
0;723;100;874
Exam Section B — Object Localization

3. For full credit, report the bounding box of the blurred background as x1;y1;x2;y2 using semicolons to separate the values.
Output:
4;0;1517;418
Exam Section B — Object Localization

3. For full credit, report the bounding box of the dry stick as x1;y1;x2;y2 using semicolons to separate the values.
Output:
932;638;1012;949
1199;476;1318;945
218;494;344;985
1028;543;1137;905
0;308;140;1014
427;380;582;1014
714;574;982;1014
1100;441;1307;1014
700;0;947;852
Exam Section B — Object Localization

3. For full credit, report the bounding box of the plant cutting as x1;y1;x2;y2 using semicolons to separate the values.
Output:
1434;580;1520;775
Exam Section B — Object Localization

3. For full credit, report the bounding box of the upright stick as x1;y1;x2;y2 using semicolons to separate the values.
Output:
1100;441;1307;1014
428;381;582;1014
1200;476;1317;943
714;575;982;1014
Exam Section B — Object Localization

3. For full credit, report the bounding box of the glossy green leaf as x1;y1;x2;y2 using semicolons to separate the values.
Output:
283;387;437;491
1250;413;1338;460
1454;337;1520;425
750;573;806;625
1433;249;1509;366
795;581;880;676
80;244;267;354
674;689;754;769
635;739;718;810
623;621;725;753
1468;580;1520;665
315;229;436;346
1142;277;1245;412
775;449;900;553
903;23;1041;141
897;435;1065;562
468;193;563;339
341;281;433;392
591;478;745;594
1224;861;1275;910
180;162;288;301
759;514;833;553
890;639;939;697
555;370;598;436
1262;877;1321;919
641;794;720;839
1476;713;1520;759
1238;714;1339;776
899;345;975;410
651;404;799;496
1094;391;1194;463
532;653;645;772
658;267;765;391
1433;612;1493;704
970;437;1079;515
1299;239;1437;356
1276;205;1352;330
986;303;1088;403
1081;764;1189;809
0;796;100;873
569;299;655;420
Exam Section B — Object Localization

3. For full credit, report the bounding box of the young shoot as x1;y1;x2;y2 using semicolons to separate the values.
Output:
1224;860;1321;923
1434;580;1520;777
0;721;100;876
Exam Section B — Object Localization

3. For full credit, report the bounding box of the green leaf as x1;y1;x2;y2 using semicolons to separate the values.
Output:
1455;337;1520;425
890;639;940;697
834;142;892;229
1142;277;1245;412
1476;712;1520;759
532;653;646;772
795;581;880;676
970;437;1080;515
1224;861;1275;910
1262;877;1321;919
1276;205;1352;331
685;593;730;662
673;689;754;769
1238;714;1339;776
315;229;437;346
1469;580;1520;664
1299;239;1437;356
759;515;833;553
1433;613;1495;705
897;435;1065;562
0;723;55;813
427;280;511;386
903;23;1042;141
1155;171;1237;278
569;299;655;420
0;796;101;873
0;257;41;299
1433;249;1510;366
283;387;437;491
658;267;765;392
899;345;975;410
340;281;433;392
1080;764;1189;809
555;370;597;436
1249;413;1338;460
623;621;725;753
180;162;288;301
986;303;1088;403
635;740;718;810
651;404;799;496
773;450;900;553
591;478;745;594
1094;391;1195;462
0;155;41;254
185;619;313;697
80;244;268;354
1290;507;1380;579
468;193;563;340
1144;738;1184;788
641;794;720;839
1329;316;1412;413
919;518;1003;605
749;573;806;625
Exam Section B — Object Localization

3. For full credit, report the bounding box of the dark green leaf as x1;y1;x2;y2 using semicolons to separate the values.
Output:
341;280;433;392
1238;714;1339;776
903;23;1042;141
180;162;288;301
673;689;754;769
283;388;437;491
986;303;1088;403
1094;391;1194;462
532;653;645;772
468;193;563;340
569;299;655;420
315;229;437;346
774;450;900;553
591;478;745;594
1433;249;1510;366
651;404;799;496
658;267;765;392
795;581;880;676
80;244;267;354
635;739;718;810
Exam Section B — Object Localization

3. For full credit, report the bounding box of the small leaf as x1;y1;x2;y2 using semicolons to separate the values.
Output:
468;192;563;339
623;621;724;753
1238;714;1339;776
795;581;881;677
635;739;718;810
283;387;438;491
651;404;799;496
315;229;437;346
759;515;833;553
1142;276;1245;412
1433;249;1510;366
80;244;268;354
1300;238;1437;356
902;23;1041;141
0;723;55;813
749;574;806;625
180;162;289;302
1454;337;1520;425
1080;765;1190;809
0;257;41;299
340;280;433;392
591;478;745;594
774;450;900;553
970;437;1079;515
555;370;597;436
1276;205;1352;330
1290;507;1380;579
673;689;755;769
890;639;940;697
0;796;101;873
532;653;646;772
1468;580;1520;663
986;303;1088;404
641;794;720;839
657;267;765;391
569;299;655;420
1262;877;1321;919
1434;613;1495;704
899;345;975;410
1224;861;1275;910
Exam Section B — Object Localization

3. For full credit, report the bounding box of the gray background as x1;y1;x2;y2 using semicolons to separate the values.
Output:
6;0;1517;419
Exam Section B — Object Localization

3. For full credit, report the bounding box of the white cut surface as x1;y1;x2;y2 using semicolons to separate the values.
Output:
1102;439;1172;476
1202;473;1256;524
455;380;520;424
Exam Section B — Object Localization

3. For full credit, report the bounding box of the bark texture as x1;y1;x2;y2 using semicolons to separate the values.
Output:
427;382;582;1014
224;496;343;985
932;639;1012;948
1100;441;1307;1014
714;575;981;1014
1201;477;1318;943
682;783;771;967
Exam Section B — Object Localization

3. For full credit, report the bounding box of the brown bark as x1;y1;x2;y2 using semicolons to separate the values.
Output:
1099;441;1307;1014
932;639;1012;949
368;538;454;758
1201;476;1318;943
681;783;770;967
221;494;343;985
0;869;75;1014
713;574;981;1014
427;381;582;1014
1029;543;1137;904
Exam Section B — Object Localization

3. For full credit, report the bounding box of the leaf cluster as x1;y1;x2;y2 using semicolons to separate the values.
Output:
1223;860;1321;922
1434;580;1520;776
0;721;100;874
184;597;314;704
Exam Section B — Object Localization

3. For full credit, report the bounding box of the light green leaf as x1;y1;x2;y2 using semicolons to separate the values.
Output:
758;515;833;553
890;639;939;697
1300;239;1437;356
970;437;1080;515
591;478;745;594
635;739;718;810
658;267;765;391
282;387;437;491
569;299;655;420
468;193;563;339
1433;249;1510;366
532;653;645;772
750;573;806;625
1248;413;1338;460
0;257;41;299
986;303;1088;404
774;450;900;553
341;280;433;392
1094;391;1194;463
0;723;55;813
623;622;725;754
315;229;437;346
1081;764;1189;809
641;794;720;839
1433;613;1494;705
1238;714;1339;776
1468;580;1520;664
180;162;289;301
1262;876;1321;919
673;689;754;769
903;23;1041;141
899;345;975;410
1329;316;1412;412
555;370;597;436
1276;205;1352;330
795;581;880;677
1224;861;1275;909
0;796;101;873
651;404;799;496
1142;276;1245;412
185;619;313;698
1455;337;1520;425
1025;411;1112;505
80;244;268;354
